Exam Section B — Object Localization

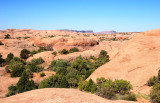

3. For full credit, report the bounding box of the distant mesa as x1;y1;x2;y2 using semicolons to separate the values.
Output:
96;31;116;34
59;29;94;33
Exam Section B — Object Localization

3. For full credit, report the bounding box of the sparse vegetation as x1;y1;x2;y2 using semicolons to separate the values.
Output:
52;51;57;56
6;70;36;97
148;70;160;103
60;49;69;54
0;41;4;45
40;72;46;77
4;34;11;39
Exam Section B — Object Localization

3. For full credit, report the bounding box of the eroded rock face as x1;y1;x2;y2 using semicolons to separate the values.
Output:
0;88;138;103
27;37;99;51
88;28;160;93
0;39;37;58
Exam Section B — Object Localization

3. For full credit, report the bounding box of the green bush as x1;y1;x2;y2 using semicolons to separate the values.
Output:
96;78;133;99
158;70;160;81
52;51;57;56
20;49;30;59
96;79;115;99
9;61;25;77
40;72;45;77
51;59;70;74
4;34;11;39
6;84;17;97
147;76;158;86
30;57;44;65
69;47;79;53
30;50;38;56
16;71;36;93
60;49;69;54
150;83;160;103
78;79;97;93
6;53;14;63
26;63;43;73
99;50;107;57
38;75;69;88
0;41;4;45
0;54;5;66
114;79;133;95
38;46;47;52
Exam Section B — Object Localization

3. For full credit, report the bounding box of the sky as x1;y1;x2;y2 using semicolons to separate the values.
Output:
0;0;160;32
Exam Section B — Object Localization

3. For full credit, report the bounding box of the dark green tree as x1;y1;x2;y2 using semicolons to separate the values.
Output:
4;34;11;39
20;49;30;59
60;49;69;54
60;76;69;88
0;54;5;66
16;70;36;93
6;53;14;63
158;70;160;81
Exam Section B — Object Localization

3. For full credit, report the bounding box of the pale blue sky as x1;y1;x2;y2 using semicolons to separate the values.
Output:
0;0;160;32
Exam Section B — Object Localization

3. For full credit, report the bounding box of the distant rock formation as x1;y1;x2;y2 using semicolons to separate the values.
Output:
96;31;116;34
59;29;94;33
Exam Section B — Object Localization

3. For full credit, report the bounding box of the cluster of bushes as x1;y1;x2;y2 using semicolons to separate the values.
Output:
0;53;14;67
6;70;36;97
147;70;160;103
60;47;79;54
39;50;110;89
5;57;44;77
78;77;136;101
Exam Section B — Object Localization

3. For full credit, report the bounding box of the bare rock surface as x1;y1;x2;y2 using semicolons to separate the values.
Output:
0;88;138;103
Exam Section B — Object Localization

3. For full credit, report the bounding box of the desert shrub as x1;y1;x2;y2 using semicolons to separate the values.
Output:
40;72;46;77
96;79;115;99
94;57;109;68
147;76;158;86
30;57;44;65
150;83;160;103
69;47;79;53
0;41;4;45
6;85;17;97
7;71;36;96
46;44;53;51
60;49;69;54
4;34;11;39
115;93;137;101
89;56;97;60
10;57;26;64
68;77;78;88
9;60;25;77
38;79;51;88
158;70;160;81
114;80;133;95
23;36;30;39
125;93;137;101
0;54;5;66
16;70;36;93
38;75;69;88
96;78;133;100
26;63;43;73
30;50;38;56
78;79;97;93
6;53;14;63
20;49;30;59
52;51;57;56
38;46;47;52
51;59;70;74
99;50;107;57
